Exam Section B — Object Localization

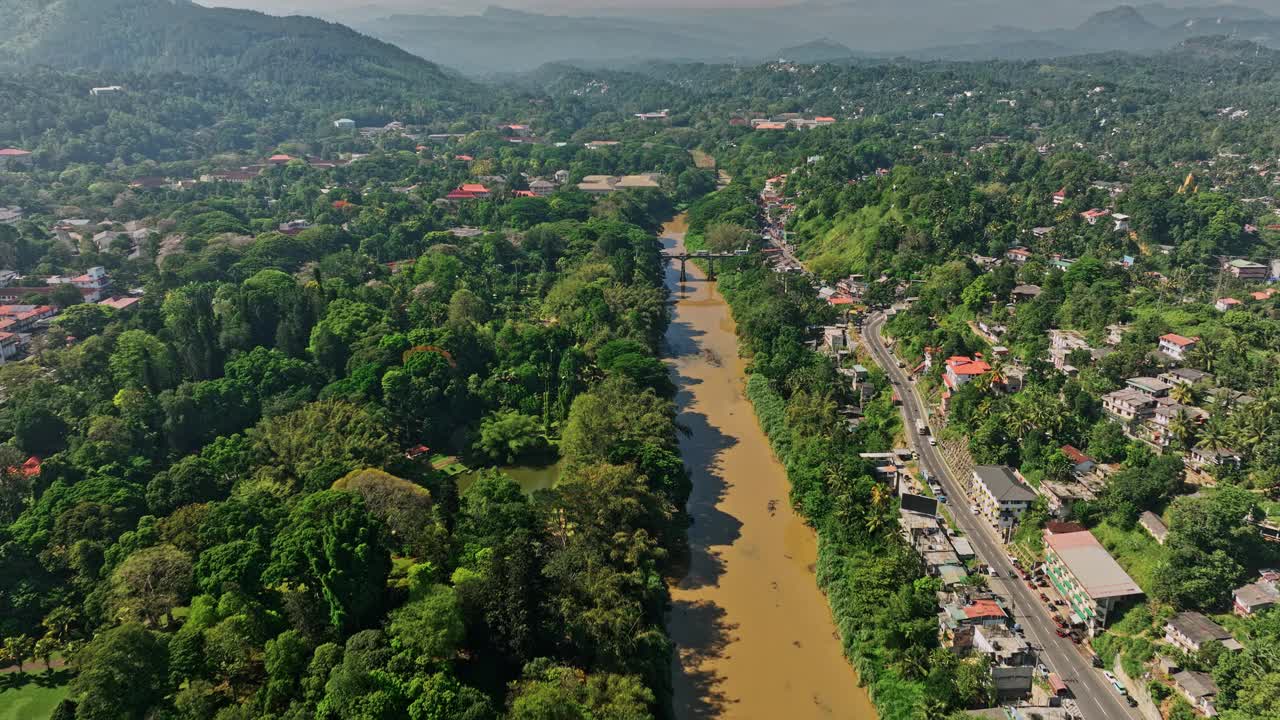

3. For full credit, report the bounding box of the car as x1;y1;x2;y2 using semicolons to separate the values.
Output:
1127;696;1138;707
1037;663;1049;678
1091;654;1105;669
1103;671;1116;683
1070;633;1083;645
970;505;979;515
1055;599;1066;607
987;567;1000;578
1027;581;1037;590
1039;592;1051;603
1055;628;1069;638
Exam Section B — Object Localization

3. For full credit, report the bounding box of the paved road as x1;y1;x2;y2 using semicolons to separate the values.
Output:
862;313;1141;720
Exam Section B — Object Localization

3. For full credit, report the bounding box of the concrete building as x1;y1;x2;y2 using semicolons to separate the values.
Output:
1164;612;1242;654
1224;258;1267;280
1158;333;1198;361
970;466;1036;532
1102;388;1156;422
972;625;1034;700
333;118;356;129
1043;524;1144;634
1171;671;1220;717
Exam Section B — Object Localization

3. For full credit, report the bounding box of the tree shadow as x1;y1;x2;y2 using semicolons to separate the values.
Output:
671;402;741;592
0;668;73;691
668;598;737;719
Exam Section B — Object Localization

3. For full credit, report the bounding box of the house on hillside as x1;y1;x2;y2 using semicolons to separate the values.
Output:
1224;258;1268;280
1158;333;1199;361
1216;297;1244;312
943;355;991;390
1102;388;1156;422
1081;208;1111;225
1164;612;1242;654
1171;671;1220;717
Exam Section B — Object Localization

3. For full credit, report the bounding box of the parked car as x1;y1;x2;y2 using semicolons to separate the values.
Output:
1055;628;1069;638
1040;592;1051;603
987;567;1000;578
1091;654;1105;669
1027;581;1037;590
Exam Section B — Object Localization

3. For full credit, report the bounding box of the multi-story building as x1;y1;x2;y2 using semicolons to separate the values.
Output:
1047;329;1093;373
1158;333;1199;361
970;466;1036;532
1102;388;1156;422
972;625;1034;700
1043;523;1143;634
943;355;991;390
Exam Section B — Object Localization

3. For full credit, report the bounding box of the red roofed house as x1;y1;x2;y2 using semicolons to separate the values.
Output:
1060;445;1095;475
943;355;991;390
267;153;294;165
455;154;474;162
1081;208;1111;225
1158;333;1199;361
1005;247;1031;263
1215;297;1244;312
1052;187;1067;205
99;296;141;312
755;122;788;131
0;148;33;170
513;190;537;198
814;116;836;124
459;183;490;199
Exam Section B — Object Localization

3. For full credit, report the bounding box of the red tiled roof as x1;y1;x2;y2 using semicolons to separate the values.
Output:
268;153;293;162
963;599;1006;620
454;155;474;161
1160;333;1197;347
460;183;489;194
814;116;836;122
0;148;32;156
446;191;476;200
514;190;536;197
1061;445;1092;465
828;296;854;306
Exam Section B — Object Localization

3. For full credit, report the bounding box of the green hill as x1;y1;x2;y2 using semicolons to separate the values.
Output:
0;0;470;102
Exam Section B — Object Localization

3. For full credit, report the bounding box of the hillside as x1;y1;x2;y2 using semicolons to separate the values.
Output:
0;0;471;102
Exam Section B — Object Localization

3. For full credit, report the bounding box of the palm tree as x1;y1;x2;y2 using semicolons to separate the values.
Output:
1189;338;1219;374
1170;382;1195;406
1168;408;1196;451
1199;417;1232;454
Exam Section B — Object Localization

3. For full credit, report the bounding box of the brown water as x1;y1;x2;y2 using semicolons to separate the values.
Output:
662;215;876;719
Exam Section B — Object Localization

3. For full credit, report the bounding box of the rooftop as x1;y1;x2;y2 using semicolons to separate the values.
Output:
973;465;1036;503
1160;333;1198;347
1045;527;1143;600
1167;611;1240;649
1172;670;1219;699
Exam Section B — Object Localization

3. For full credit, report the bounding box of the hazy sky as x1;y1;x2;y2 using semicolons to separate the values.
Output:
204;0;809;14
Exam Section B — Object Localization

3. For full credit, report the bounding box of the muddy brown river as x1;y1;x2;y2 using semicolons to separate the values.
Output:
662;215;877;719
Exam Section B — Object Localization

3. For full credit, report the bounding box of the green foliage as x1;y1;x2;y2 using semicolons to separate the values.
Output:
266;490;392;633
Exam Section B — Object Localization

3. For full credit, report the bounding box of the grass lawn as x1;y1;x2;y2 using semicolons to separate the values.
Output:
0;670;72;720
1091;519;1168;593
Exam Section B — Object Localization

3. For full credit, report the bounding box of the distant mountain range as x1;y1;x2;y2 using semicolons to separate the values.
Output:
0;0;469;100
343;2;1280;74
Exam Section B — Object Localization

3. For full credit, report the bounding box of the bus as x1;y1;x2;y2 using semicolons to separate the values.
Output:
916;418;928;435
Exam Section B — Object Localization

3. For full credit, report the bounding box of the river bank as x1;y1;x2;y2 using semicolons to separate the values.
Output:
661;213;875;719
